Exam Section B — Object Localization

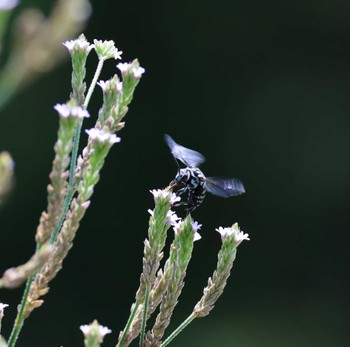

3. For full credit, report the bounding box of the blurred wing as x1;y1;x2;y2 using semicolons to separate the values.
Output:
164;134;206;167
206;177;245;197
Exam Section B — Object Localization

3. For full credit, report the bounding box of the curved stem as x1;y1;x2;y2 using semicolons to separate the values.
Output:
160;313;196;347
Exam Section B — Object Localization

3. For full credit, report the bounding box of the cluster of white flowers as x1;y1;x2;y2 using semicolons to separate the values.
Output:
98;80;123;93
172;219;202;241
63;37;93;54
54;103;90;119
93;39;123;60
150;189;180;205
117;62;145;78
80;322;111;340
216;224;250;244
85;128;121;145
148;209;181;227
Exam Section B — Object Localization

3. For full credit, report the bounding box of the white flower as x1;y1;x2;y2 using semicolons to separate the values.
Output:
94;39;122;60
150;189;168;200
63;36;93;54
116;81;123;92
132;66;145;78
54;104;90;119
169;192;181;205
86;128;121;145
0;303;8;311
80;321;111;340
191;221;202;241
148;208;180;226
234;230;250;243
167;210;181;226
0;0;18;10
97;80;109;91
216;224;250;244
114;49;123;60
149;189;180;205
117;62;131;73
98;80;123;93
172;220;201;241
191;220;202;232
194;231;202;241
0;303;8;318
172;220;183;235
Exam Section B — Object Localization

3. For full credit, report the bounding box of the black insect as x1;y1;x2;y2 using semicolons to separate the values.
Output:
165;134;245;214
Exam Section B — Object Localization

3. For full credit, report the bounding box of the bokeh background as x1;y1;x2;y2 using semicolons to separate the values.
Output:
1;0;350;346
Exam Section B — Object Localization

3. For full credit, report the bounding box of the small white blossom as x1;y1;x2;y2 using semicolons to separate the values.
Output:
172;220;201;241
94;39;122;60
216;224;250;244
86;128;121;145
150;189;180;205
116;81;123;92
132;66;145;78
0;0;18;10
169;192;181;205
80;321;111;340
0;303;8;318
117;62;131;73
191;220;202;232
114;49;123;60
167;210;181;226
194;231;202;241
150;189;168;200
0;303;8;311
63;36;93;54
54;103;90;119
191;221;202;241
234;230;250;243
172;220;183;235
98;80;123;93
97;80;108;91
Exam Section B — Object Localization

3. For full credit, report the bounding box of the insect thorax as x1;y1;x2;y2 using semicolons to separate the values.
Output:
176;167;206;189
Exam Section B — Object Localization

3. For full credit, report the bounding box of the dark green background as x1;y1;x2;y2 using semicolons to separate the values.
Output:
1;0;350;346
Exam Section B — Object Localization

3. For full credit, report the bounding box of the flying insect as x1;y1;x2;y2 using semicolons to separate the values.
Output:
165;134;245;214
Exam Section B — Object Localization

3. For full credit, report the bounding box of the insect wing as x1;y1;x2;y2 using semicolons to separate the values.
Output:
164;134;206;167
206;177;245;197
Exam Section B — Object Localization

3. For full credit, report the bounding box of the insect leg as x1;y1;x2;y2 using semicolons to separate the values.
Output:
185;191;197;215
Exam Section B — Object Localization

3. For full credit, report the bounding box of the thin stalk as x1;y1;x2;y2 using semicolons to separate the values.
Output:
7;276;34;347
160;313;196;347
49;58;104;244
139;285;150;347
118;300;140;347
7;58;105;347
84;58;104;109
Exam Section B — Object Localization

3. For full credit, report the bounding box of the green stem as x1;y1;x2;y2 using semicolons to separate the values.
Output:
139;285;150;347
7;275;34;347
84;58;104;109
118;300;140;347
7;58;105;347
160;313;196;347
49;57;104;244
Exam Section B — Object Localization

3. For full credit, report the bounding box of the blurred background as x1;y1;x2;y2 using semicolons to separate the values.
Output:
1;0;350;346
